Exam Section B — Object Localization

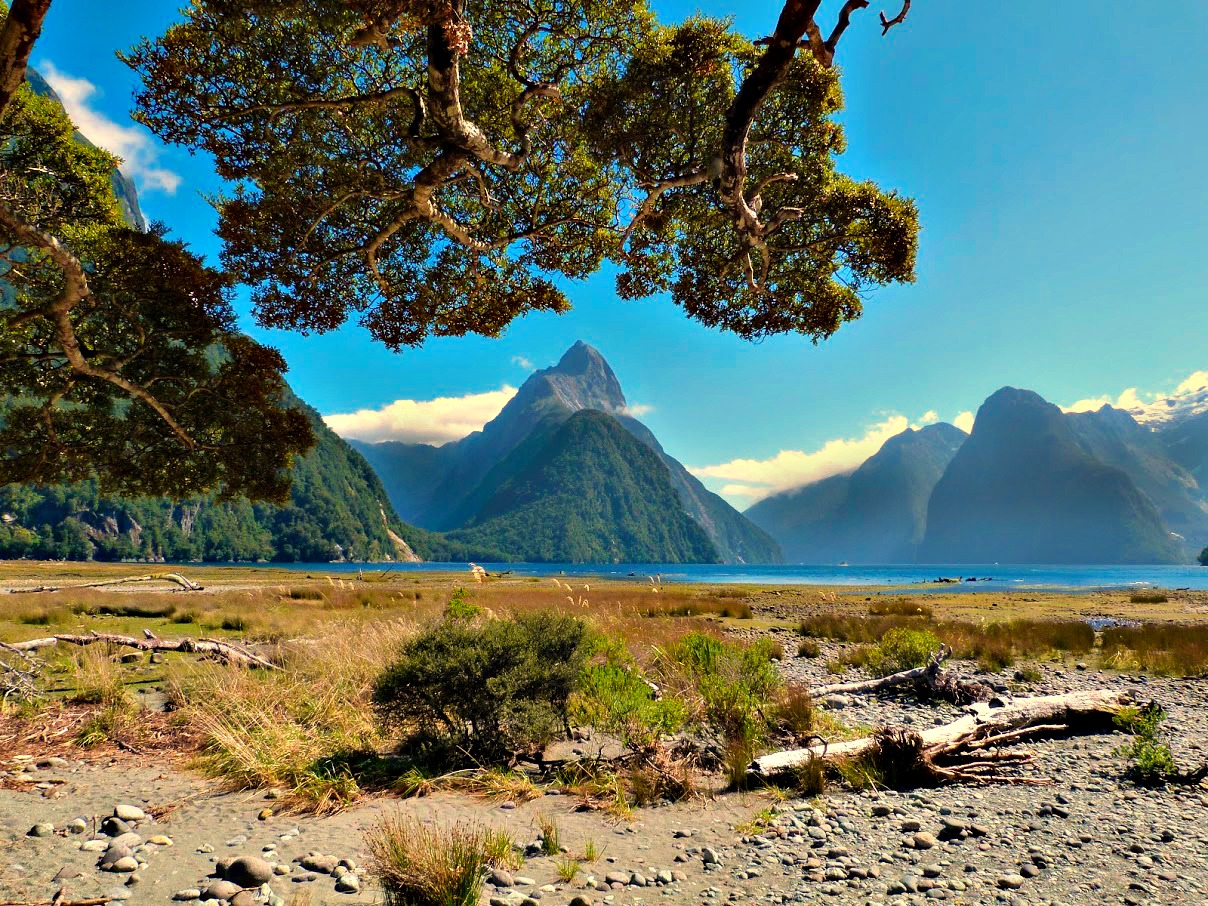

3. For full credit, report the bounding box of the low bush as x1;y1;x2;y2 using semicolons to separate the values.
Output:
445;587;481;620
288;587;325;601
572;658;686;751
373;612;590;762
797;639;821;658
1114;703;1177;784
859;628;941;677
1129;592;1168;604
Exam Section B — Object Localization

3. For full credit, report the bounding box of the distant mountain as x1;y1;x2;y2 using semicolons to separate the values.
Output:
1066;405;1208;552
353;342;781;564
747;423;967;564
25;67;147;231
0;392;429;562
919;388;1183;564
1159;409;1208;486
443;410;719;563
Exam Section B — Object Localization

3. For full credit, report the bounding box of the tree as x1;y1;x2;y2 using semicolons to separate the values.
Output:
0;0;314;500
124;0;919;348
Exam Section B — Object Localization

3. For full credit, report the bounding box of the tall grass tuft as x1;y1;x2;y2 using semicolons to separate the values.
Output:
175;620;411;812
366;814;492;906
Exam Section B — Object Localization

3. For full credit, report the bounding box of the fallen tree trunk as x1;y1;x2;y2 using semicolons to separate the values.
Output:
809;645;993;704
7;630;277;670
753;689;1134;782
8;573;203;593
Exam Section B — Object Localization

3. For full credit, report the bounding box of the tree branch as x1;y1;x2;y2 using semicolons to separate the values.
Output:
0;205;199;450
0;0;52;119
880;0;913;35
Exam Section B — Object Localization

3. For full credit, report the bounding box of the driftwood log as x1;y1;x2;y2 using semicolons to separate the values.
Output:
5;630;277;670
8;573;203;594
753;689;1134;783
809;645;993;703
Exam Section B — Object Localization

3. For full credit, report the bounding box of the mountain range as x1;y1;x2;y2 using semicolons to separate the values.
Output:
353;342;782;564
749;386;1208;565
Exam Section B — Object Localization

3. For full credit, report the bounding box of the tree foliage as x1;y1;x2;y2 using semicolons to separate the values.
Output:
124;0;919;349
373;611;590;761
0;74;314;500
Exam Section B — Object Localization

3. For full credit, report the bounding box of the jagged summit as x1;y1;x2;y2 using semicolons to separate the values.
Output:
524;341;626;414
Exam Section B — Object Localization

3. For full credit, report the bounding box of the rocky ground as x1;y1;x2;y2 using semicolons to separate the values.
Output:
3;645;1205;906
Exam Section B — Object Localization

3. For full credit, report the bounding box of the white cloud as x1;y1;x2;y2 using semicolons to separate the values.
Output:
689;414;914;505
1061;368;1208;425
953;410;975;433
39;61;181;195
623;403;654;417
324;385;517;445
920;410;939;425
511;355;533;370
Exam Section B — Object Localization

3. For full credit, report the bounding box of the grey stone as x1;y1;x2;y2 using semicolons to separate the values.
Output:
114;804;146;822
204;881;244;901
997;874;1026;890
912;833;938;850
27;823;54;837
227;857;275;887
335;873;361;894
173;890;202;901
489;869;516;888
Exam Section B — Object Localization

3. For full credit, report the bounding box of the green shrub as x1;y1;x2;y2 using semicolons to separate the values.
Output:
1114;703;1177;784
374;612;589;762
660;633;781;788
446;587;481;620
572;661;686;750
861;628;940;677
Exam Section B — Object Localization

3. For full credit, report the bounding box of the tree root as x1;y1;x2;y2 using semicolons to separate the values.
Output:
753;689;1135;786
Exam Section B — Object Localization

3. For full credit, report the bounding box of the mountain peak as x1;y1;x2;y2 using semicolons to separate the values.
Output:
529;341;626;413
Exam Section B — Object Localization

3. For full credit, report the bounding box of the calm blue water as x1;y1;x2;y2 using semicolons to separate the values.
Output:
237;562;1208;592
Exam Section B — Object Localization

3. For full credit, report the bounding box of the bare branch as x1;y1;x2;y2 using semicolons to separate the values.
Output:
825;1;871;56
880;0;913;35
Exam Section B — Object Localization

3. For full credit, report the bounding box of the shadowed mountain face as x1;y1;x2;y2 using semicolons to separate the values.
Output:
1160;409;1208;486
353;342;781;564
747;423;967;564
919;389;1183;564
1067;406;1208;552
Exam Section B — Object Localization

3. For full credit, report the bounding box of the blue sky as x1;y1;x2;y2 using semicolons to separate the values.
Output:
30;0;1208;507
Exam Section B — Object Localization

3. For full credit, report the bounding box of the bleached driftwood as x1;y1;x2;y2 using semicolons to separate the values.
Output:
7;629;277;670
809;645;993;704
9;573;203;593
753;689;1133;781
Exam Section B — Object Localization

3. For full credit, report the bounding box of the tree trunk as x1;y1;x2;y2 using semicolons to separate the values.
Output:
9;573;203;594
7;631;277;670
753;689;1133;777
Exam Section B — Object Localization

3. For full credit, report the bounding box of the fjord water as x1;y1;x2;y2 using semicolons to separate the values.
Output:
256;562;1208;591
